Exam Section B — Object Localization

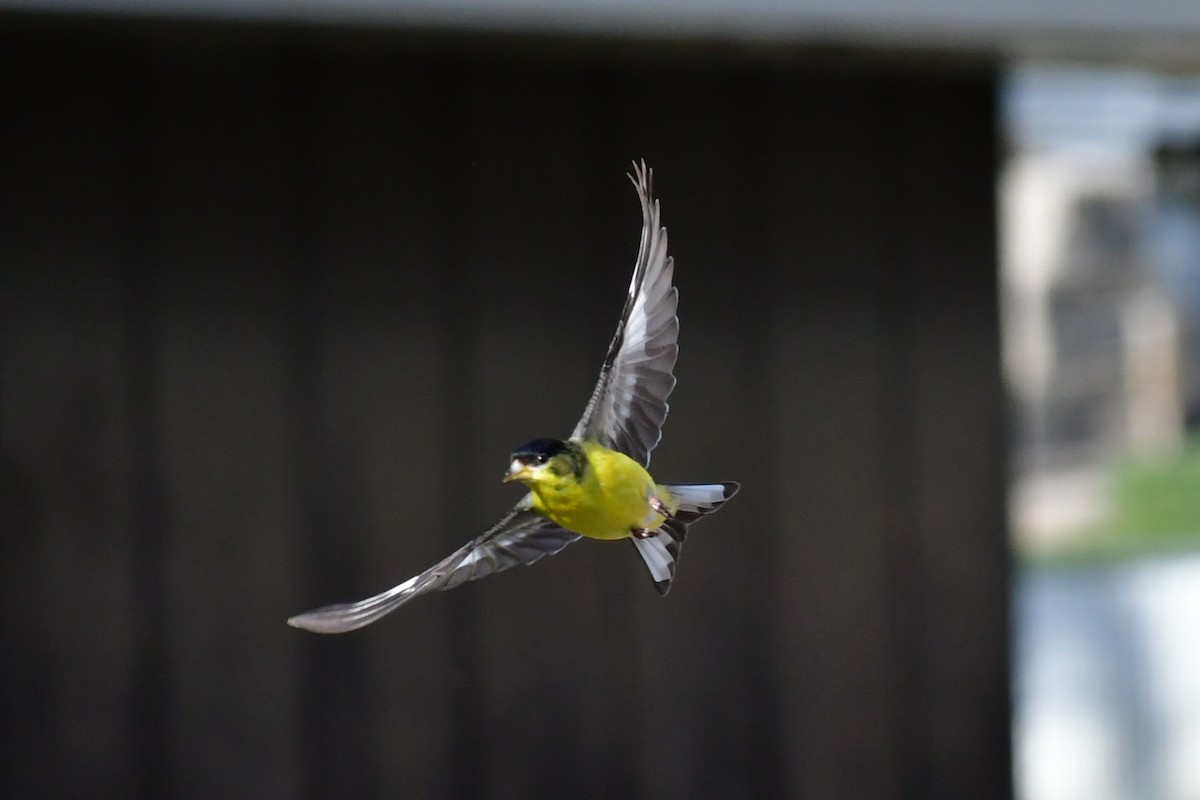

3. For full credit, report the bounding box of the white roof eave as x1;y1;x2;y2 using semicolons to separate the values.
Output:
8;0;1200;69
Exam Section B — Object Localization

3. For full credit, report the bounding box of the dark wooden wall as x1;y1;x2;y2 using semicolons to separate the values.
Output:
0;17;1010;800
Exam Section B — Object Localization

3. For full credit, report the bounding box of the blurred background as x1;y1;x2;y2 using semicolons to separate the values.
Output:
0;2;1196;799
1005;68;1200;800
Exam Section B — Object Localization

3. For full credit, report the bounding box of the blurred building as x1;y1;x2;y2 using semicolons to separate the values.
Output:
1004;68;1200;800
1004;70;1200;545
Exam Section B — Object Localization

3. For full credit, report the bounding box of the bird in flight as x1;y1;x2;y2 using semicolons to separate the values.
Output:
288;162;739;633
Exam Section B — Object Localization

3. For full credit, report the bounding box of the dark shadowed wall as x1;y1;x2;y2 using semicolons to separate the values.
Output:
0;17;1010;800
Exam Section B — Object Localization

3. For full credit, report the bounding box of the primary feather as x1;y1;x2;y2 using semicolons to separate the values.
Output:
571;162;679;467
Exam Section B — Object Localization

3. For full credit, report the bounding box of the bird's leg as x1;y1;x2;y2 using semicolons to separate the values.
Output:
648;495;674;520
632;494;672;538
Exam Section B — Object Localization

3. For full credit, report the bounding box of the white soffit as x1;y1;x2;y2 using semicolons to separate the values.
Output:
8;0;1200;66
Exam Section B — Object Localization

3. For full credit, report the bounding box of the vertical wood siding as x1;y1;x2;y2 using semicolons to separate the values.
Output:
0;20;1009;800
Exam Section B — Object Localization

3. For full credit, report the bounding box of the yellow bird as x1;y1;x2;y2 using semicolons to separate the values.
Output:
288;162;739;634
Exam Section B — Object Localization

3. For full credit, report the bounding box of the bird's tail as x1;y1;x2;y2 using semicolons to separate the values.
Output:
632;481;740;595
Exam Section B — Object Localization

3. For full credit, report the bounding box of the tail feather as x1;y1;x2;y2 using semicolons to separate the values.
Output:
631;481;739;595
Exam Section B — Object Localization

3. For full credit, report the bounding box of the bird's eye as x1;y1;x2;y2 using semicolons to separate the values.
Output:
534;454;548;465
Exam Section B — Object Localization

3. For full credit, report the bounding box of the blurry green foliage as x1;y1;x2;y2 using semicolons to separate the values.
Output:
1037;433;1200;564
1106;433;1200;544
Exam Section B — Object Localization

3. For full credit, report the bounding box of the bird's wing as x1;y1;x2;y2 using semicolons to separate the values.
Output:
287;503;581;633
571;161;678;467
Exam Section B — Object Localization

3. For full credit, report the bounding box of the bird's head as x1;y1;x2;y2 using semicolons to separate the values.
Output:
504;438;582;486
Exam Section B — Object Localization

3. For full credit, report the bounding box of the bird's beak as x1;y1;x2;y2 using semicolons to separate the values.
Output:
503;460;530;483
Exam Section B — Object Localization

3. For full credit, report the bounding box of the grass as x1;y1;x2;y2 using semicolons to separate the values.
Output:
1033;433;1200;565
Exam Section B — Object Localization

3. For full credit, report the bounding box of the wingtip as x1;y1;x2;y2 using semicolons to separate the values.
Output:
628;159;653;196
286;607;364;635
286;612;330;634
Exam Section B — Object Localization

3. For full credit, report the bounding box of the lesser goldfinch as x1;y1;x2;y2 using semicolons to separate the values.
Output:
288;162;739;634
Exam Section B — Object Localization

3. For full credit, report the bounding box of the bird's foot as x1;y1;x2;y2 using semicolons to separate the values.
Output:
631;527;658;540
648;495;674;520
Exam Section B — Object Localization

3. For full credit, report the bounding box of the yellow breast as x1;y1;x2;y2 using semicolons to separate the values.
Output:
529;441;667;540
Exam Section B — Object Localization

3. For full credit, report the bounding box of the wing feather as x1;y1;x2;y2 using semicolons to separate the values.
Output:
571;161;679;466
287;504;580;634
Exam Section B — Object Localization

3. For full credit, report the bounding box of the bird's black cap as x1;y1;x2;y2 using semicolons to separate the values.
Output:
511;438;568;464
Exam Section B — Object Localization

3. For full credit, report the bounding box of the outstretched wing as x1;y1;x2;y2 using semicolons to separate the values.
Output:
571;161;678;467
288;503;580;633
